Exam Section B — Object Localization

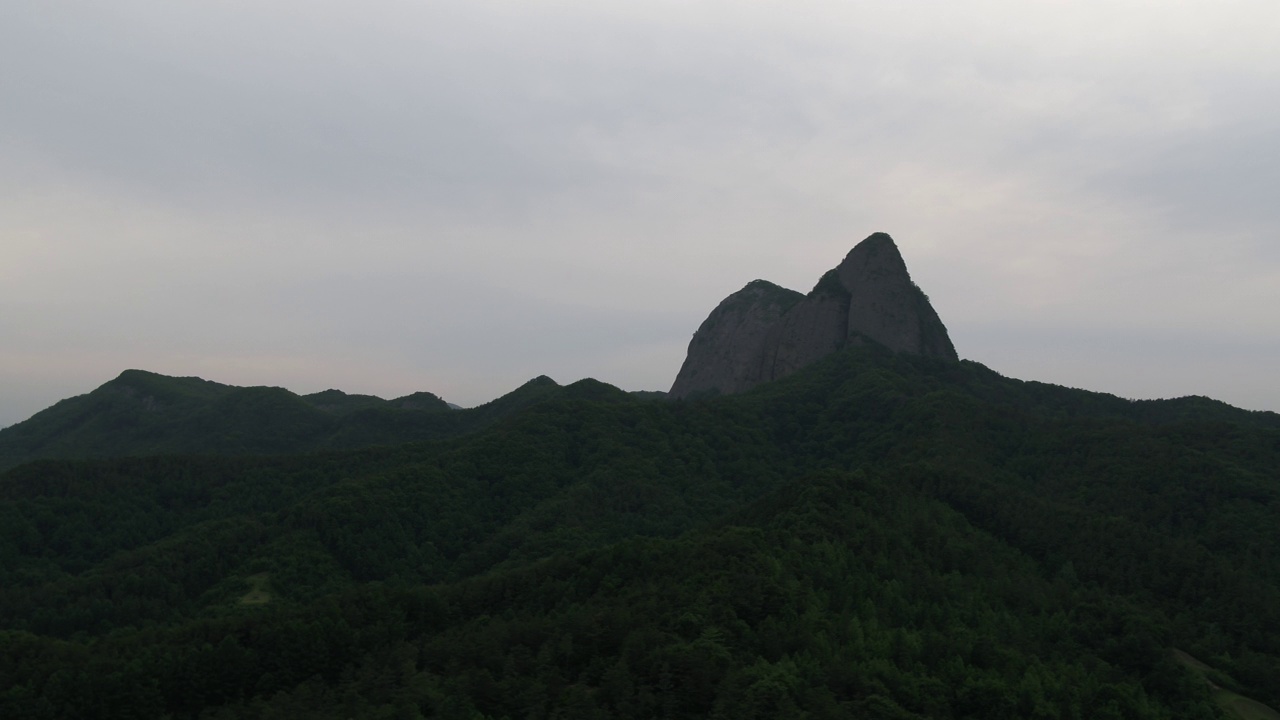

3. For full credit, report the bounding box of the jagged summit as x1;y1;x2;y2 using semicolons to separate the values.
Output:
669;233;957;399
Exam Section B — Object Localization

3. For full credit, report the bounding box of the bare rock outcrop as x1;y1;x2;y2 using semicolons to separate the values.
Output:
759;277;849;382
669;233;957;399
668;280;803;399
838;233;956;358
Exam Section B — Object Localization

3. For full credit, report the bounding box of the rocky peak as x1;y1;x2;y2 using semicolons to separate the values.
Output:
669;233;957;399
838;232;956;359
668;280;803;399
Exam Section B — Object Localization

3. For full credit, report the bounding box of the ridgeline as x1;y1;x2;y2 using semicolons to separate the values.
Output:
3;236;1279;719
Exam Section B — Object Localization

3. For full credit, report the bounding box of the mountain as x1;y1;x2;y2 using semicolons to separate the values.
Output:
670;232;957;399
5;235;1280;718
3;346;1280;719
0;370;568;471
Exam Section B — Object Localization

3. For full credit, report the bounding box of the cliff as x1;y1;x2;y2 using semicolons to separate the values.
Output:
668;280;804;399
669;233;957;398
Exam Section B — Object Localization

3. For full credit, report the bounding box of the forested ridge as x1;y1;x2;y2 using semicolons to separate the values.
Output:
0;370;565;472
3;346;1279;718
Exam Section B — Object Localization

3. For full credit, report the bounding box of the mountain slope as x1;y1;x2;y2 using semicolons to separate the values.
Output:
3;346;1279;717
0;371;574;471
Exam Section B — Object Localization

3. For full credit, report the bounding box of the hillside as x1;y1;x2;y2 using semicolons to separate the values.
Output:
3;346;1280;718
0;370;566;472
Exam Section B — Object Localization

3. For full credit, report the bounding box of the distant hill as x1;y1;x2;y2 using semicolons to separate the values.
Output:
0;370;573;471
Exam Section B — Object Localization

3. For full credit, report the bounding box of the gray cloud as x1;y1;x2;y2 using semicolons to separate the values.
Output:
3;1;1279;426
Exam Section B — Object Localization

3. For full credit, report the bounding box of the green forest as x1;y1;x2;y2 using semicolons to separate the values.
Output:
3;346;1279;719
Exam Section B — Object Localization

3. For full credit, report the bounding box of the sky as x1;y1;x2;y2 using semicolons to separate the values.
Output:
3;1;1279;427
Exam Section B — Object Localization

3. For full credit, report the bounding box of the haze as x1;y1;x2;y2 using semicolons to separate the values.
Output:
3;1;1278;428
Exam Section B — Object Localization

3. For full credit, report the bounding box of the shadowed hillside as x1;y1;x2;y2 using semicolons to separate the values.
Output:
3;346;1279;718
0;371;572;471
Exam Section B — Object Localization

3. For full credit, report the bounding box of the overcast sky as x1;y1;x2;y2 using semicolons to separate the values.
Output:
3;1;1278;427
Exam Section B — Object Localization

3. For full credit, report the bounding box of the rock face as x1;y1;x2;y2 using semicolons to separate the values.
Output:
669;233;957;399
668;280;804;399
838;233;956;359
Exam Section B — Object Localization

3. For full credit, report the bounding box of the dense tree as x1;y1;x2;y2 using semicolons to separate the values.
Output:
2;347;1277;717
